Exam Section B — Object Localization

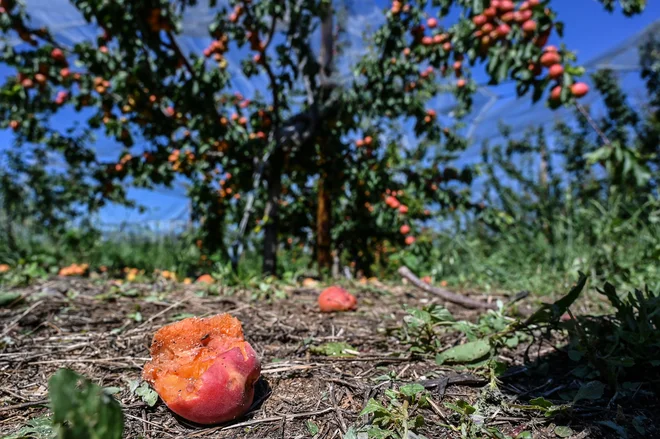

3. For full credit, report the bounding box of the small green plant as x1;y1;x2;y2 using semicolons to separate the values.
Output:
48;368;124;439
2;417;55;439
563;283;660;391
396;303;520;363
309;342;358;357
129;380;158;407
396;304;456;354
358;383;430;439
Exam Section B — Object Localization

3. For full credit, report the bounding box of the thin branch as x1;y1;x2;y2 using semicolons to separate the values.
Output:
398;266;497;310
165;30;195;79
575;102;611;145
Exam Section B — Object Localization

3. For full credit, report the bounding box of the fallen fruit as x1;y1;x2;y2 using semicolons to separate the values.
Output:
59;263;89;277
302;277;319;288
143;314;261;425
318;286;357;312
196;274;214;284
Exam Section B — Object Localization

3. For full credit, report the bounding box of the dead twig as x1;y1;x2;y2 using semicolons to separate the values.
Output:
0;399;49;413
398;267;496;310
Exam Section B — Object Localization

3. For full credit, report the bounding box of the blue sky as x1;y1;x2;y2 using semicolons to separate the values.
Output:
1;0;658;226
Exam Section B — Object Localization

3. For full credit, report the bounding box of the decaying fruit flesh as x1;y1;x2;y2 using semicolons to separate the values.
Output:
142;314;261;425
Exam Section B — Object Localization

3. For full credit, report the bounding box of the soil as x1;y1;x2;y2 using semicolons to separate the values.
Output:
0;277;657;438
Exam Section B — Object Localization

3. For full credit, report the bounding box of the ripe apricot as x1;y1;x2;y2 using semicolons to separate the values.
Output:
0;264;10;273
550;85;562;101
405;236;416;245
522;20;537;33
196;274;214;284
400;224;411;234
318;286;357;312
540;51;561;67
472;15;487;26
548;64;564;79
143;314;261;425
571;82;589;98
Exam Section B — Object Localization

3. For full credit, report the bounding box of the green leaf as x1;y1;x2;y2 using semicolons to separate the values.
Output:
309;342;357;357
504;335;519;348
1;416;55;439
529;397;553;409
48;369;123;439
516;432;533;439
632;416;646;434
0;292;22;307
524;273;587;326
342;427;358;439
573;380;605;403
305;420;319;436
399;383;425;397
359;398;387;417
444;399;476;415
135;382;159;407
596;421;628;438
435;339;491;365
568;350;583;361
554;426;573;437
103;386;122;395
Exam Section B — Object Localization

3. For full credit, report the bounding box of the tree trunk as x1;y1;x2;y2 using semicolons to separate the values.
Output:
316;170;332;271
315;2;335;273
262;148;283;276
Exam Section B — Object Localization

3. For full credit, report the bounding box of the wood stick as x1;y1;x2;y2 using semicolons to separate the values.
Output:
398;266;496;310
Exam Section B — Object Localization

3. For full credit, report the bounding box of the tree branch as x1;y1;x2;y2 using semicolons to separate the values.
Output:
398;266;497;310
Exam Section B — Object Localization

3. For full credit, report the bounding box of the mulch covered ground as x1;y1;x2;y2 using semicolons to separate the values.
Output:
0;278;656;438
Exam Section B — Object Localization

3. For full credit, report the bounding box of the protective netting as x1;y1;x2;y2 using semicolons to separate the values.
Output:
5;1;660;228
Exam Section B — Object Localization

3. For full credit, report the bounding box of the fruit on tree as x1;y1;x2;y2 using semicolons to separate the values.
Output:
496;24;511;38
540;51;561;67
522;20;537;34
400;224;411;234
571;82;589;98
548;64;564;79
404;236;416;245
51;48;66;63
318;286;357;312
143;314;261;425
473;15;488;26
550;85;562;101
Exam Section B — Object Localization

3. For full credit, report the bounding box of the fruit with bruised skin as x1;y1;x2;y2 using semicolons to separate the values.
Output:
142;314;261;425
318;286;357;312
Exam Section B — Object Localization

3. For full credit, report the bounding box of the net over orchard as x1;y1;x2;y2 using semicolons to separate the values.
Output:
0;0;653;274
3;1;654;225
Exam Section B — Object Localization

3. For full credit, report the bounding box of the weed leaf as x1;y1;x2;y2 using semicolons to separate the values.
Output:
436;339;490;365
573;380;605;403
